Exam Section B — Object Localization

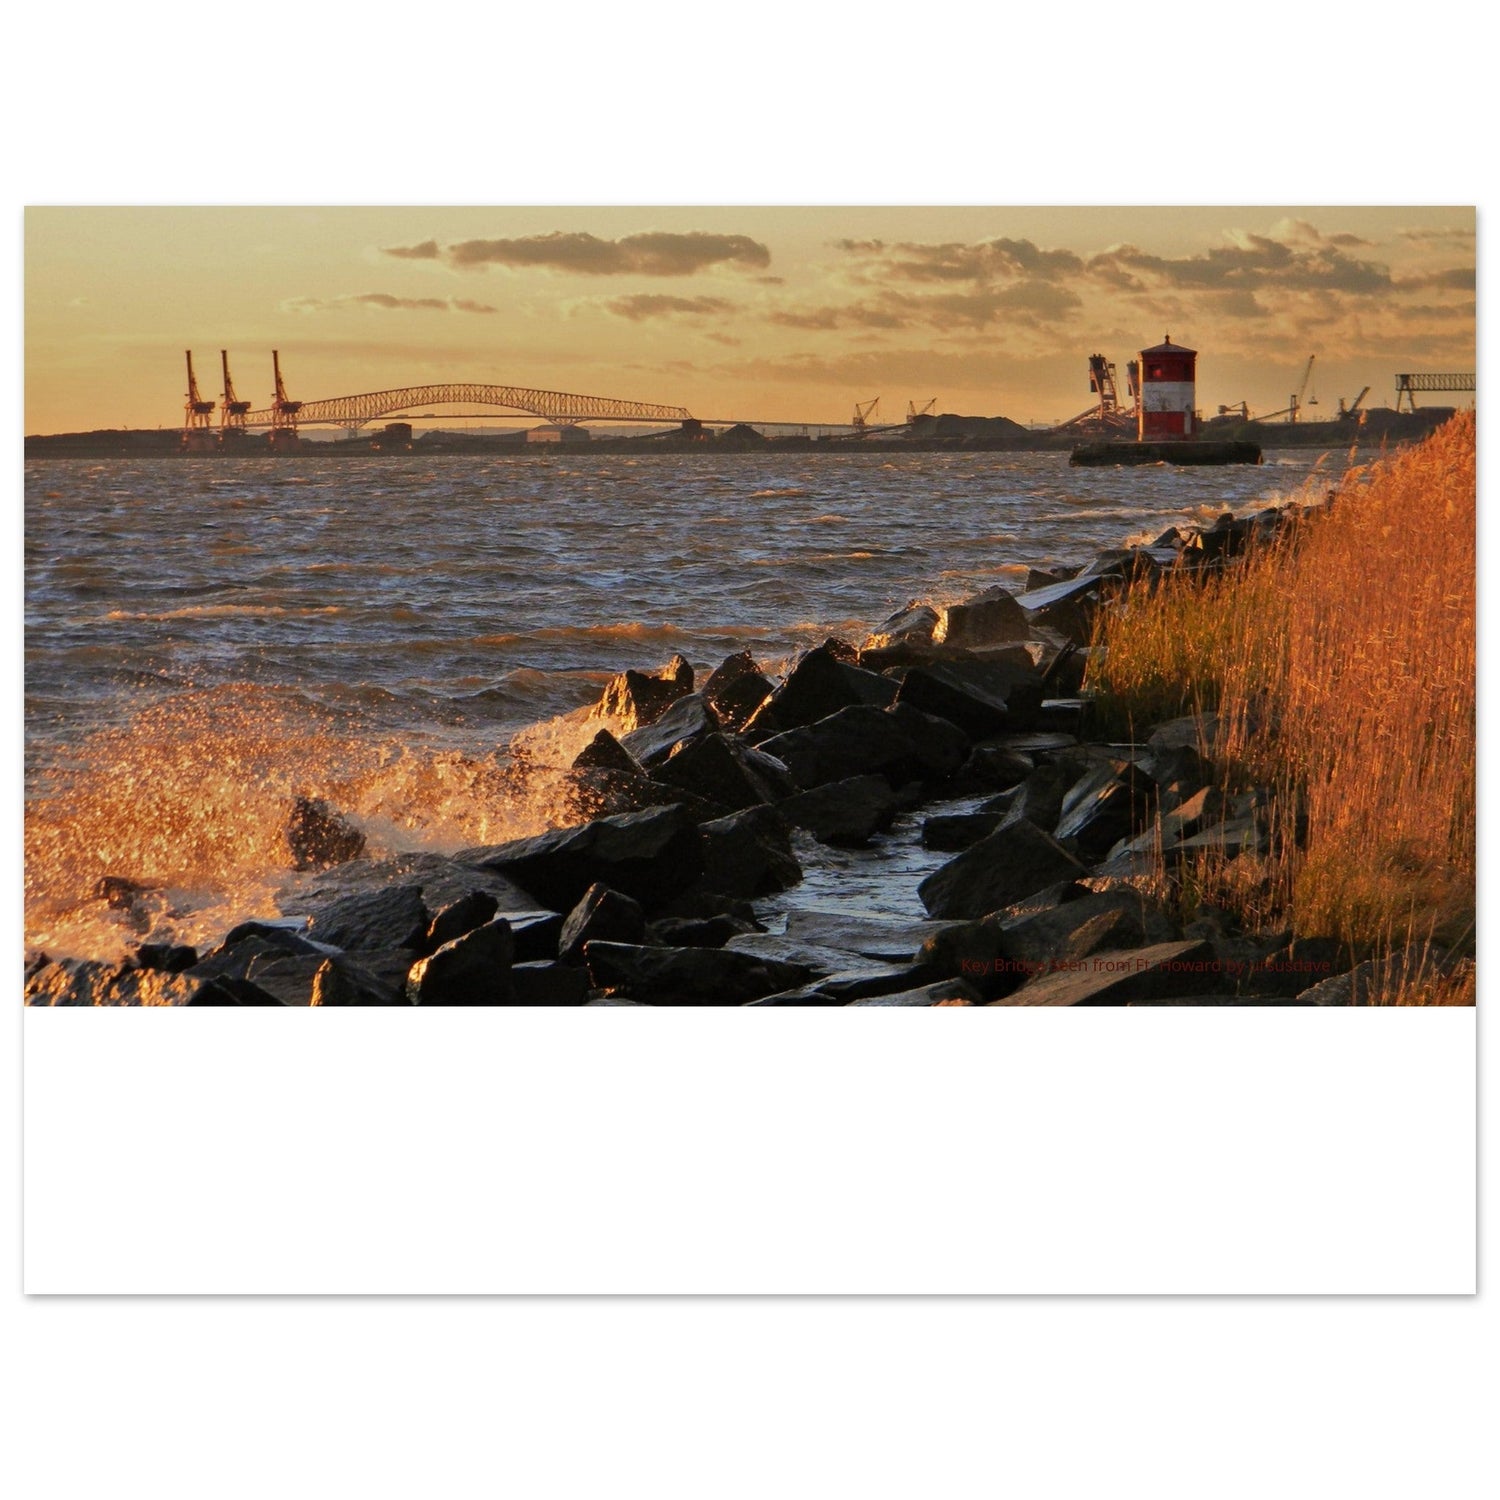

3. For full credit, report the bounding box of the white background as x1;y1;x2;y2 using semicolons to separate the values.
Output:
5;2;1493;1496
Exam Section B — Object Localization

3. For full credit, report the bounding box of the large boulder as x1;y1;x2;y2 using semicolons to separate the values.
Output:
571;728;643;775
701;651;774;732
918;818;1089;920
698;805;801;898
558;883;646;964
591;654;694;731
652;732;796;811
933;586;1032;649
862;602;939;652
782;910;960;963
422;890;501;954
617;693;720;768
24;959;242;1007
461;803;704;915
893;659;1044;739
988;940;1215;1006
509;961;591;1006
405;918;515;1004
846;978;983;1006
247;951;403;1006
1054;760;1156;864
741;644;897;740
285;796;366;872
778;775;898;847
585;942;816;1005
306;884;431;953
759;702;968;791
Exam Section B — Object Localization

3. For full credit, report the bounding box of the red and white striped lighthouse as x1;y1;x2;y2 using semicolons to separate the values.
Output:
1137;335;1197;441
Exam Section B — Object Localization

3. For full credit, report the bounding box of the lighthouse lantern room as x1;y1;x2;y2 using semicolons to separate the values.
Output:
1137;336;1197;441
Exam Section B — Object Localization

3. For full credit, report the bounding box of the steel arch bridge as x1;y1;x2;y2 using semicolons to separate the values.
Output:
241;381;693;431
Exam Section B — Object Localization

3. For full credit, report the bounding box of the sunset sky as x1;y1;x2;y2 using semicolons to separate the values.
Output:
25;205;1476;435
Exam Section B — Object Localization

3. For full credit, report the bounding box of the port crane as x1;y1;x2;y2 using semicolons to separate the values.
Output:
219;350;252;434
182;350;215;443
852;396;882;430
270;349;303;444
1216;401;1250;421
1055;353;1135;434
1337;386;1371;420
1256;356;1318;423
907;398;937;422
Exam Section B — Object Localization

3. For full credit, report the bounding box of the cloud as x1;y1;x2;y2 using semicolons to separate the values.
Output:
1395;266;1476;292
283;292;497;314
386;230;772;277
1399;226;1476;243
836;236;1085;284
766;279;1081;334
601;294;735;321
1084;233;1392;296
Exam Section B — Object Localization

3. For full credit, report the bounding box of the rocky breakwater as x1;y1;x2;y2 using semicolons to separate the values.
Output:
26;498;1416;1007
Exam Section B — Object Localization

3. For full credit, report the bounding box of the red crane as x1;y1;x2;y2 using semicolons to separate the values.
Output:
220;350;252;435
182;350;216;445
270;349;303;446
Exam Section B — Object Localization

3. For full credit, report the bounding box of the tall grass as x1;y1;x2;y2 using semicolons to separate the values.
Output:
1085;414;1475;1002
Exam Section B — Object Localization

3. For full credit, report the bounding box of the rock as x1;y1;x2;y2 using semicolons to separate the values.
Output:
405;918;515;1004
132;942;199;973
988;940;1216;1006
508;910;566;963
571;729;643;774
918;818;1090;920
462;803;705;915
778;775;897;847
1026;567;1063;591
1238;936;1353;997
296;852;535;924
699;805;802;898
948;743;1035;794
617;693;720;768
185;931;323;988
742;644;897;739
591;654;694;731
219;918;330;954
652;732;796;811
884;702;973;780
585;942;815;1005
247;951;403;1006
863;602;939;652
922;811;1003;852
894;659;1044;739
509;961;591;1006
997;760;1080;834
646;914;758;948
759;702;969;791
24;958;232;1007
422;890;502;954
847;979;984;1006
934;585;1032;649
1145;713;1220;756
1173;817;1265;859
558;883;647;964
1054;760;1156;863
89;875;161;933
306;884;431;953
285;796;366;872
701;651;774;732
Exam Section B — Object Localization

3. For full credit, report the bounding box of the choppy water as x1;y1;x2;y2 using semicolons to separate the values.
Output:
24;447;1352;958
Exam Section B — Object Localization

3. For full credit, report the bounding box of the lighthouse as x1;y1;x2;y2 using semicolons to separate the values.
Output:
1137;336;1197;441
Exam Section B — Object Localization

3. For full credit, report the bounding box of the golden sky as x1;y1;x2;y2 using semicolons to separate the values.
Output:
24;205;1476;434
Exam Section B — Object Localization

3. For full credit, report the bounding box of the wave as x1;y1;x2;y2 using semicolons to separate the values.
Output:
104;603;345;623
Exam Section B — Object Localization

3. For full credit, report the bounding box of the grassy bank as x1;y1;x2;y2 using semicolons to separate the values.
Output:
1084;414;1476;1003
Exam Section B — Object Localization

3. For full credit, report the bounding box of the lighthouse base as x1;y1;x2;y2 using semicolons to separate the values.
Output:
1070;440;1262;468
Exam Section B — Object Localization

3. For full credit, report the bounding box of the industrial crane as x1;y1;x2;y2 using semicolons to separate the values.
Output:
182;350;215;443
852;396;881;430
1337;387;1371;420
270;349;303;444
907;398;937;421
1256;356;1319;423
1055;354;1135;433
219;350;252;435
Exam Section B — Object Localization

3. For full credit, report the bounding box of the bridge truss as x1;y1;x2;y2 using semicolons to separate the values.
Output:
1394;372;1476;413
241;381;694;431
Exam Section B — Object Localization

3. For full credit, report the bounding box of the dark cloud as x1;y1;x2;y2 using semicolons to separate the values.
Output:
602;294;734;321
1085;234;1392;296
397;230;771;276
1395;266;1476;292
767;278;1080;334
381;238;441;260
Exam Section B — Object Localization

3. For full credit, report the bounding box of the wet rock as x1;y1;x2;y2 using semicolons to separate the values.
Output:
742;644;897;739
781;910;959;963
1054;760;1156;863
652;732;796;811
934;585;1032;649
1145;713;1220;757
462;803;705;915
918;818;1089;920
701;651;774;732
306;884;431;953
406;918;515;1005
778;775;897;847
921;811;1003;852
693;804;799;899
893;659;1044;739
646;913;758;948
90;875;162;934
510;961;591;1006
760;704;927;790
948;743;1035;795
617;693;720;768
422;890;501;954
508;910;566;963
988;940;1216;1006
1026;567;1063;591
558;883;647;964
863;602;939;652
25;958;230;1007
1238;936;1353;998
585;941;815;1005
248;951;403;1007
847;979;984;1006
285;796;366;872
572;728;643;775
132;942;199;974
298;852;535;923
884;702;973;780
996;760;1078;833
220;918;329;954
591;654;694;731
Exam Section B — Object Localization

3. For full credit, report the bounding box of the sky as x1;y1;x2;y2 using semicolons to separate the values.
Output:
24;205;1476;436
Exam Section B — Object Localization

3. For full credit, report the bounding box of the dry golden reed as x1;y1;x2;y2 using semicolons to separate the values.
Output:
1086;414;1475;1001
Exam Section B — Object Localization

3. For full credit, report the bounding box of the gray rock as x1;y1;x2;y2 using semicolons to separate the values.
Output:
618;693;720;768
921;811;1003;852
988;940;1216;1006
406;918;515;1005
306;884;431;953
918;818;1089;920
699;804;801;898
585;941;815;1005
285;796;366;872
863;602;939;652
1054;760;1156;863
423;890;501;953
934;585;1031;649
701;651;774;732
847;979;983;1006
742;644;896;739
782;910;959;963
509;961;591;1006
778;775;897;847
894;659;1044;739
652;732;796;811
558;883;646;964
